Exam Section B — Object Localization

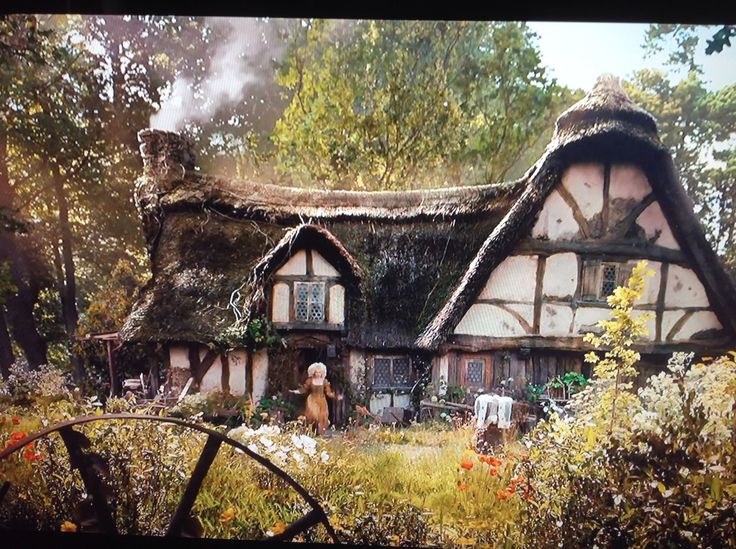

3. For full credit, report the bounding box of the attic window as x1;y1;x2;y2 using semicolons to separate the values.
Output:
581;260;635;302
295;282;325;322
600;264;618;298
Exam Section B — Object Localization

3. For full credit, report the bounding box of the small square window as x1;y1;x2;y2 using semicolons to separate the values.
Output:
373;358;392;388
372;356;412;389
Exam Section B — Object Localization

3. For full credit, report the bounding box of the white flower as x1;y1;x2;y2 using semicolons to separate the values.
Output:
260;436;275;449
273;450;288;464
430;395;438;403
247;443;259;454
291;434;304;449
292;451;304;463
320;451;330;463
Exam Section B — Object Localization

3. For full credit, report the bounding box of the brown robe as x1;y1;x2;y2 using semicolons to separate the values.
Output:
295;377;335;434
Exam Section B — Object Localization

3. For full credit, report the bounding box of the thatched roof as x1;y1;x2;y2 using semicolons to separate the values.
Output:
121;74;736;351
416;75;736;350
121;155;523;345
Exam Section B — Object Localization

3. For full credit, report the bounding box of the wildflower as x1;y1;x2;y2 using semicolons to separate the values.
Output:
510;475;525;485
60;521;77;532
220;506;236;523
12;416;20;425
458;482;468;491
488;457;503;468
497;489;511;500
489;468;498;476
266;521;287;536
460;459;474;470
320;450;330;463
260;412;269;419
10;431;26;442
506;483;516;494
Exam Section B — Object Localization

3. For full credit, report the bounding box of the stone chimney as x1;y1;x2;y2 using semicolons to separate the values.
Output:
137;129;196;190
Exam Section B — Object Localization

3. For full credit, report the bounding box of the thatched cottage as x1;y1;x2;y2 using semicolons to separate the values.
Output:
120;75;736;418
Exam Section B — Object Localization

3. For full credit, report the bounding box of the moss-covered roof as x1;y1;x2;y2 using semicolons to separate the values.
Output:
120;175;523;346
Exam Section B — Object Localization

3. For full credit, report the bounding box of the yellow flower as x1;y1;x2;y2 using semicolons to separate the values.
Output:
267;521;287;536
60;521;77;532
220;506;236;523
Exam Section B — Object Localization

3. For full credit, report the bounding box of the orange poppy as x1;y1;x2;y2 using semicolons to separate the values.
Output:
489;468;498;476
497;490;511;500
458;482;468;491
10;431;26;441
511;475;525;485
488;457;503;468
23;448;41;462
12;416;20;425
506;484;517;494
460;459;474;470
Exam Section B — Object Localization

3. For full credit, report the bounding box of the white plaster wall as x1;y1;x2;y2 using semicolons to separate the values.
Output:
573;307;611;335
665;265;711;308
478;255;538;302
505;303;535;327
665;310;723;341
635;260;662;305
328;284;345;324
543;253;578;298
252;349;269;404
169;345;190;370
609;164;652;202
272;282;290;323
636;202;680;250
369;393;391;415
539;304;574;337
199;355;223;393
349;350;366;385
312;250;340;277
276;250;307;275
561;163;604;220
393;394;411;409
228;350;247;396
454;304;528;337
437;355;449;392
531;190;581;240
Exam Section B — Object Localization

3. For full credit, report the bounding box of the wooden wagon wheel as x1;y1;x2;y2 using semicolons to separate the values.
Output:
0;414;340;543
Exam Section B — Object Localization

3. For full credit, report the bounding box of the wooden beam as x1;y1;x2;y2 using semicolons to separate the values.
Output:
600;163;610;237
495;303;533;334
220;352;230;394
447;334;734;355
607;192;656;239
533;256;546;334
666;310;695;342
555;183;592;238
655;262;669;342
516;239;686;264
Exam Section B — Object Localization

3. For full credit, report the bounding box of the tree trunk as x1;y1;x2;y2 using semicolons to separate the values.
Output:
0;307;14;378
0;119;48;369
50;163;85;382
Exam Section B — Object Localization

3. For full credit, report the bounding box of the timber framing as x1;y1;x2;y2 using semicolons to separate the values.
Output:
515;239;686;264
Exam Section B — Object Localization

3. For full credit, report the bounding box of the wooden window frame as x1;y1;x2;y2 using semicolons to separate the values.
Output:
372;355;413;390
580;259;634;304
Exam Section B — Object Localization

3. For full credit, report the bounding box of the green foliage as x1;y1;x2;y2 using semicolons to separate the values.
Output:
0;361;71;406
0;261;17;305
217;316;284;352
170;391;251;420
272;20;561;189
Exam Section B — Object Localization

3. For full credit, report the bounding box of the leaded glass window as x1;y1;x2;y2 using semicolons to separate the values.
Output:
372;356;412;389
466;360;484;385
373;358;392;388
294;282;325;322
600;264;618;298
393;358;410;388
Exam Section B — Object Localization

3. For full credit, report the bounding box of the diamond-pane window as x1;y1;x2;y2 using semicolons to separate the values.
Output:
374;358;392;388
309;283;325;321
467;360;484;385
393;358;410;388
295;282;310;321
600;264;618;298
294;282;325;323
373;357;412;389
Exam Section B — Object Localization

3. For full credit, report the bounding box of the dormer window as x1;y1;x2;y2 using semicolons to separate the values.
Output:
270;248;345;328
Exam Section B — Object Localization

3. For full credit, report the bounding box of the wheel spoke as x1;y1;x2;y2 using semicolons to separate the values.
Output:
58;426;117;534
166;434;222;537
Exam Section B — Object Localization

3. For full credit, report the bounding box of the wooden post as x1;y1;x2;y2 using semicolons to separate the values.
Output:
106;340;118;398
